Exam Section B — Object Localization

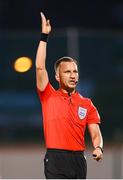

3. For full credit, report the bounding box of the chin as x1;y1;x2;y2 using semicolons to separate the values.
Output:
69;84;76;88
67;85;76;91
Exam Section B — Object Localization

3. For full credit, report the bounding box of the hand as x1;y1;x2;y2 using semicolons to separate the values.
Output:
92;147;103;161
40;12;51;34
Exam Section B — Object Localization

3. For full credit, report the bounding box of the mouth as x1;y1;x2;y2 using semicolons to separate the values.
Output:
69;80;76;85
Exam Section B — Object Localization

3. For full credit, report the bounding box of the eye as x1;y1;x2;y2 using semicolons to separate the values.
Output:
64;70;71;73
73;70;78;73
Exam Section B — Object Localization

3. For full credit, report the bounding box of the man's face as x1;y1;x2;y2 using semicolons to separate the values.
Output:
56;61;79;92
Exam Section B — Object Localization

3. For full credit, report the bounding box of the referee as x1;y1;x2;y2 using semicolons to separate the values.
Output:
36;12;103;179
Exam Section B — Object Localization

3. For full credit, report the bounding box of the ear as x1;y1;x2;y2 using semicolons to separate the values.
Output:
55;74;60;82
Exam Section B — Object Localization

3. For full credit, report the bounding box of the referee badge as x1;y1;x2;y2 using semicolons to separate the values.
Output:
78;107;87;120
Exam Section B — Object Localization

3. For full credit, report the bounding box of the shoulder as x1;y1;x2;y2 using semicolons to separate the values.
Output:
37;82;55;93
77;93;91;103
77;93;95;108
37;82;56;101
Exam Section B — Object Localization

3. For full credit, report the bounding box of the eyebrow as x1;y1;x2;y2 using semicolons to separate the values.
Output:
63;69;78;73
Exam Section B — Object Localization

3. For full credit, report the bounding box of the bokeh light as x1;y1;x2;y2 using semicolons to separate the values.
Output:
14;57;32;73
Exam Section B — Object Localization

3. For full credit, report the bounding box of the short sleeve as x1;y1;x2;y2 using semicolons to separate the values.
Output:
37;82;55;102
87;99;100;124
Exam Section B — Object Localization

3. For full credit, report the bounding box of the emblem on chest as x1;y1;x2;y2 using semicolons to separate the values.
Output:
78;106;87;120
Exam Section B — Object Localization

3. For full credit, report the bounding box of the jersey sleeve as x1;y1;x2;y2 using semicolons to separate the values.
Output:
87;99;101;124
37;82;55;102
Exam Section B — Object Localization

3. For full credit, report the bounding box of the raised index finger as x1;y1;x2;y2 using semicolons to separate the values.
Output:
40;12;46;23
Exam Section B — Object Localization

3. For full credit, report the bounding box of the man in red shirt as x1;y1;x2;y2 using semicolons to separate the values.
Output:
36;12;103;179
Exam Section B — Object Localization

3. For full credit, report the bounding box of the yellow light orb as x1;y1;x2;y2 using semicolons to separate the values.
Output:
14;57;32;73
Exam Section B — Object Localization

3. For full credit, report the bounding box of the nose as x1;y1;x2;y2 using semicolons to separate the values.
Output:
70;72;75;78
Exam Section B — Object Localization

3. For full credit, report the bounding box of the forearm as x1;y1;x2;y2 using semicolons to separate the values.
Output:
88;124;103;149
92;131;103;149
88;124;103;161
36;41;47;70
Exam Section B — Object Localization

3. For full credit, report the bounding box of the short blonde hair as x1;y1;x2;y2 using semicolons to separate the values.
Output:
54;56;78;73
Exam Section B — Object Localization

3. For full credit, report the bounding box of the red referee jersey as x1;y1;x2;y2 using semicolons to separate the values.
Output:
37;82;100;151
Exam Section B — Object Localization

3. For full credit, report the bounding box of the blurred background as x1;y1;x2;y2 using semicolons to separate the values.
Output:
0;0;123;178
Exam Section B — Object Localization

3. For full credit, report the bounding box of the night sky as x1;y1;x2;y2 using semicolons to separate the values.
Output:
1;0;123;30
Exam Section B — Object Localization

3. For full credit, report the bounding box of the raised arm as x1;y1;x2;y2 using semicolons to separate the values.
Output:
36;12;51;91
